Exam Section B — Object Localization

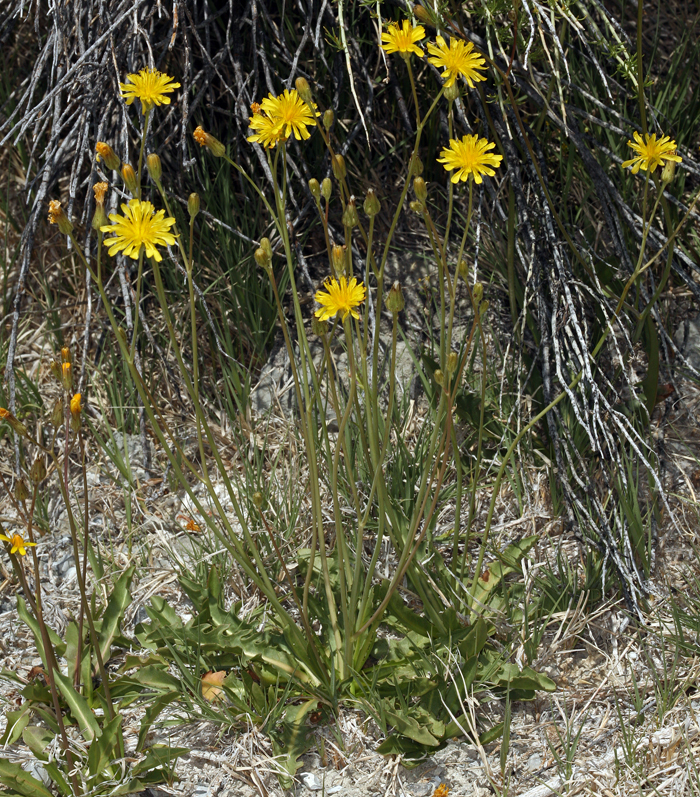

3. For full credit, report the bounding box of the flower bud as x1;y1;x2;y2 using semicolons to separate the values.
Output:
434;369;444;386
458;260;469;281
331;244;346;276
50;359;62;382
51;398;64;428
252;491;264;508
61;346;71;363
479;300;489;317
447;351;458;375
95;142;120;172
409;153;424;177
295;77;314;107
472;282;484;304
47;201;73;235
661;159;676;185
255;247;272;271
193;126;226;158
0;408;28;438
260;237;273;261
385;281;405;314
147;153;162;183
15;479;30;502
410;200;425;214
413;177;427;203
342;197;359;228
121;164;138;196
321;177;332;201
92;191;108;231
308;179;321;202
444;83;460;102
62;362;73;391
30;458;46;485
70;393;82;419
323;109;334;131
332;154;346;180
312;317;328;336
413;4;432;24
364;188;381;217
188;193;200;220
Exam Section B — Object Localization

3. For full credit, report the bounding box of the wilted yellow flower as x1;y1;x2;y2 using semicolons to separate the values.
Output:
256;89;317;142
432;785;449;797
438;134;502;184
314;276;366;322
95;142;120;171
0;407;28;437
193;126;226;158
120;68;181;112
381;20;425;57
427;36;487;88
93;182;109;204
0;532;36;557
621;131;682;175
101;199;176;262
48;200;73;234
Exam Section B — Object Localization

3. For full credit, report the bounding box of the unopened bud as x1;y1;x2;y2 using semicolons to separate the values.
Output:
61;362;73;391
479;300;489;317
193;126;226;158
409;153;424;177
331;245;346;276
255;247;271;271
458;260;469;281
385;281;405;314
444;83;460;102
434;369;444;386
409;200;425;214
48;201;73;235
321;177;332;201
295;77;313;106
121;164;138;196
260;237;272;261
309;178;321;201
661;159;676;185
312;317;329;336
30;458;46;485
50;360;62;382
472;282;484;303
332;154;346;180
95;142;120;172
51;398;64;428
447;351;458;375
15;480;30;502
188;193;200;219
413;4;432;24
61;346;71;363
343;197;359;228
70;393;82;419
147;153;162;183
413;177;427;203
323;109;334;131
0;408;28;438
364;188;381;217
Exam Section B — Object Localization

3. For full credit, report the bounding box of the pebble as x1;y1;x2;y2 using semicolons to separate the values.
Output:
527;753;542;772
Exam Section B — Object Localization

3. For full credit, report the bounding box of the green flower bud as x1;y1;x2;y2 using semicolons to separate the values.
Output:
252;491;264;508
364;188;381;217
661;159;676;185
472;282;484;304
444;83;460;102
458;260;469;281
413;177;427;203
51;398;64;428
30;457;46;485
188;193;200;219
260;237;272;260
331;244;346;276
147;153;162;183
15;479;30;502
321;177;332;201
121;164;139;196
447;351;458;375
479;300;489;317
410;200;425;214
434;369;444;386
343;197;359;228
50;359;62;382
295;77;314;107
332;154;346;180
309;178;321;201
255;248;271;271
323;109;334;131
385;281;405;314
409;153;424;177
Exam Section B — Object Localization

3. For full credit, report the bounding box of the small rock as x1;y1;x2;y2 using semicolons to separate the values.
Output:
298;772;322;791
527;753;542;772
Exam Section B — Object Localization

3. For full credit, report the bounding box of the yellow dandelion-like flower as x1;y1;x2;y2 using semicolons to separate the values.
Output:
247;111;286;149
0;532;36;557
259;89;317;141
314;276;366;322
120;68;181;112
437;134;502;184
101;198;176;262
432;785;449;797
381;20;426;58
621;131;682;175
427;35;487;88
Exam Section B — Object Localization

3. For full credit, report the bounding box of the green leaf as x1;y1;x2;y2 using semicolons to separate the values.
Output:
16;597;65;664
42;762;72;796
0;707;31;745
98;565;136;662
0;758;55;797
88;713;123;777
22;726;55;761
375;734;437;765
479;721;504;745
53;670;101;742
382;704;441;748
137;692;180;752
131;744;188;777
267;699;319;784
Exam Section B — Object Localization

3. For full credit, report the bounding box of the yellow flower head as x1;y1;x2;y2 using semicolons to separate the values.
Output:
101;198;176;262
381;20;426;58
621;131;682;175
432;786;449;797
248;111;286;149
258;89;317;142
0;532;36;557
427;36;487;88
437;134;502;184
314;276;366;322
120;68;181;112
70;393;82;418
